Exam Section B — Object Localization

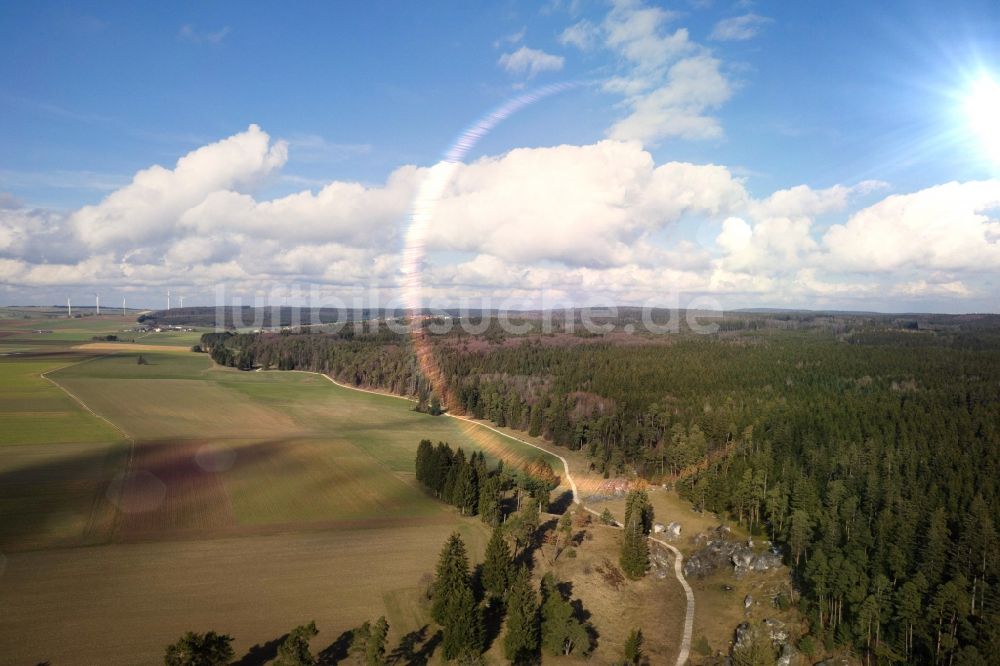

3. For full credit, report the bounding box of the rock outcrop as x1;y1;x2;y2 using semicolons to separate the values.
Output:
683;527;783;578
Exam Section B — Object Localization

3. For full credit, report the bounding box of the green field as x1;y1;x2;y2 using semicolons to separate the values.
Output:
0;313;569;664
135;329;205;346
0;347;128;551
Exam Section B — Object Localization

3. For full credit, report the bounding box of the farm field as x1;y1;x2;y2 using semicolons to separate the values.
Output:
0;314;583;664
0;346;127;551
131;328;205;347
1;523;490;665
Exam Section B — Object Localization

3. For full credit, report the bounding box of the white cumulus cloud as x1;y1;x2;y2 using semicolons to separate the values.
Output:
498;46;565;77
709;14;772;42
567;0;733;145
2;125;999;311
823;181;1000;272
72;124;287;250
558;20;598;50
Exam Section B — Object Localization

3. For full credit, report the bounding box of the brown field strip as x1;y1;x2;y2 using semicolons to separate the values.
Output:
0;522;490;666
73;342;193;352
114;440;237;538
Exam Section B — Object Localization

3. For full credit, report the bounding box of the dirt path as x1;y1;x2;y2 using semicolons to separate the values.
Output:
650;537;695;665
313;372;695;666
40;357;135;444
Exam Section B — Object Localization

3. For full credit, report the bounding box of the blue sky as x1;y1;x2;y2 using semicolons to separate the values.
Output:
1;1;999;312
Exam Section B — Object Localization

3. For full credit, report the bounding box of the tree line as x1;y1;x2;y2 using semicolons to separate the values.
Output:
414;440;559;523
163;616;388;666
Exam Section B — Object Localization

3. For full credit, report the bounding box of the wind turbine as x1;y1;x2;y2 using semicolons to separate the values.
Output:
95;293;100;317
67;296;72;318
122;295;126;317
167;289;171;311
179;295;184;308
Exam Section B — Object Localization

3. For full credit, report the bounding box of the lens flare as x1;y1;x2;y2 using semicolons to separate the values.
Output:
965;74;1000;162
401;83;577;405
399;83;606;494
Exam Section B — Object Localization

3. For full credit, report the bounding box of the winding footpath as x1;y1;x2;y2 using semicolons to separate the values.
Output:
312;373;695;666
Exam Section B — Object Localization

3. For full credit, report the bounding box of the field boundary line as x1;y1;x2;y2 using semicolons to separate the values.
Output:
41;359;135;444
296;370;693;665
298;371;580;502
41;354;137;540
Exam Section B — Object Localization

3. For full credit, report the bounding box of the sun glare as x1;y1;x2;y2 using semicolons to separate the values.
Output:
965;74;1000;162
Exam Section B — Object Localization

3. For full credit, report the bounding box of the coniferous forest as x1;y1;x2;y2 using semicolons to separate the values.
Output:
201;311;1000;663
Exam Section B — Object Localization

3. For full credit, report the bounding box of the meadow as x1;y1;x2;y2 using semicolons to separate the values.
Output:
0;312;575;664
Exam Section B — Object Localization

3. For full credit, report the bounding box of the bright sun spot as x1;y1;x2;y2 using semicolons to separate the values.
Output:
965;75;1000;161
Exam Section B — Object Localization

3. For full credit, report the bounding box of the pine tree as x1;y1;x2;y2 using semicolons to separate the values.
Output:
164;631;234;666
956;494;997;616
350;622;371;662
620;507;649;579
921;506;950;590
432;532;484;662
623;628;643;665
427;442;453;497
557;510;573;558
274;621;318;666
894;579;922;661
432;532;470;624
508;498;539;557
788;509;813;565
454;455;479;515
482;527;513;600
623;490;653;535
528;403;543;437
478;474;503;527
540;574;590;656
470;450;487;482
365;616;388;666
443;449;465;505
440;584;483;661
415;439;433;485
502;566;539;664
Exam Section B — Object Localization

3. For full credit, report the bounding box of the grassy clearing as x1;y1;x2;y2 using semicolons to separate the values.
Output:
588;488;748;553
688;565;800;662
587;489;803;662
492;516;687;665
